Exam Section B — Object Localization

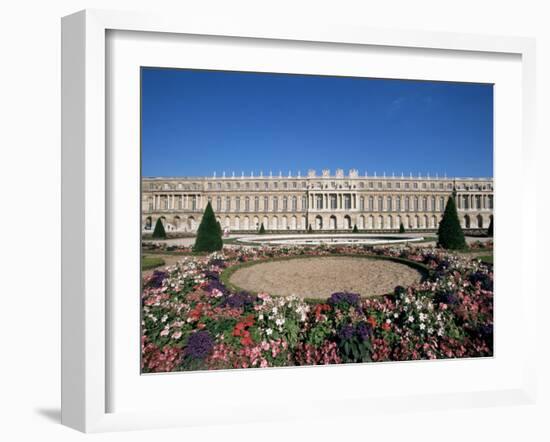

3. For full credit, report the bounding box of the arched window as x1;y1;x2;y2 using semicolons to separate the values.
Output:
378;196;383;211
216;197;222;212
273;197;279;211
283;196;288;211
396;196;401;212
387;196;392;212
225;196;231;212
360;196;365;211
245;197;250;212
368;196;374;211
431;196;436;212
301;196;307;211
235;197;240;212
254;197;259;212
263;196;269;212
292;196;297;211
405;197;410;212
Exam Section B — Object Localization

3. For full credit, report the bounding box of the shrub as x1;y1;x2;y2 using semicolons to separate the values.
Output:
399;223;405;234
193;202;223;252
152;218;167;239
258;223;266;234
487;217;493;237
308;224;313;234
352;224;359;233
437;196;467;250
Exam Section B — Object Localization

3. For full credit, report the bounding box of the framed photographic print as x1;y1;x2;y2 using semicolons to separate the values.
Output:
61;9;537;432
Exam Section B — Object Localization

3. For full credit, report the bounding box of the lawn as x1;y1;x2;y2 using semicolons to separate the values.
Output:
142;255;165;270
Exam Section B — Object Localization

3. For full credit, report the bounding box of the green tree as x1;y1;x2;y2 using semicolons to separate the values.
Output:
193;202;223;252
352;224;359;233
437;196;467;250
258;223;266;234
487;217;493;237
399;222;405;234
152;218;167;239
217;221;222;236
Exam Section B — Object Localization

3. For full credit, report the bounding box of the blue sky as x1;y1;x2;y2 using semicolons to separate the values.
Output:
141;68;493;178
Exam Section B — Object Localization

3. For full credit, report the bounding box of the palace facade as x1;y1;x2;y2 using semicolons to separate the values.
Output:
142;169;493;233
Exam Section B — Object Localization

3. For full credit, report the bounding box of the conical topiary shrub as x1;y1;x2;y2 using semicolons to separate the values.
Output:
193;202;223;252
152;218;167;239
258;223;266;234
307;224;313;234
352;224;359;233
399;222;405;234
487;217;493;237
437;196;467;250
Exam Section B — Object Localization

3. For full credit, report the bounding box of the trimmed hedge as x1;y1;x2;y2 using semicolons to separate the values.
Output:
152;218;167;239
193;202;223;252
437;196;467;250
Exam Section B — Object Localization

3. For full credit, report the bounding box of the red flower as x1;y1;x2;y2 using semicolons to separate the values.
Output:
367;316;377;328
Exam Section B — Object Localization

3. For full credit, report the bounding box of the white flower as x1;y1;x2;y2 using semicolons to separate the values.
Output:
419;313;426;322
266;328;273;336
408;315;414;323
258;314;264;320
161;315;168;323
393;313;399;318
419;323;426;330
386;319;392;324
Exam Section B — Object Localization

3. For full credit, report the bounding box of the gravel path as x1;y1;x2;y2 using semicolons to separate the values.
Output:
229;257;423;298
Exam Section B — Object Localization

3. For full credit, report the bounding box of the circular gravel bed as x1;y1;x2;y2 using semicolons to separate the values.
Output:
228;256;423;298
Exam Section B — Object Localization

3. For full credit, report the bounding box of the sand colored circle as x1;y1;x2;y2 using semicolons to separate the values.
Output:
228;256;423;298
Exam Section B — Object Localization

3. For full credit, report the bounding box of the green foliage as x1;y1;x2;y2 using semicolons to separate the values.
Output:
141;255;165;270
217;221;222;236
258;223;266;234
352;224;359;233
437;196;467;250
487;217;493;237
193;202;223;252
399;222;405;234
307;224;313;234
152;218;167;239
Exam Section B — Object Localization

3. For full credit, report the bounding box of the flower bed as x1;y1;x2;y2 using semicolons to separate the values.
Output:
141;245;493;372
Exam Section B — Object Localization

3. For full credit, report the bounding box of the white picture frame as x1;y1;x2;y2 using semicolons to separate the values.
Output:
61;9;537;433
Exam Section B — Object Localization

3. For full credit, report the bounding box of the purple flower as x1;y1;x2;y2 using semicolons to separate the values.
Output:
435;291;459;305
184;331;214;360
224;291;257;309
338;324;355;340
469;271;493;291
356;321;371;341
328;292;361;308
204;278;229;296
149;271;167;288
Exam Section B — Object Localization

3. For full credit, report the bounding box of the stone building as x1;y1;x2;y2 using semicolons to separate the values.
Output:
142;169;493;233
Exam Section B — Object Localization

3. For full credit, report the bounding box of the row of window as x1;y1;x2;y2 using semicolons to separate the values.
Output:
148;193;494;212
147;180;492;192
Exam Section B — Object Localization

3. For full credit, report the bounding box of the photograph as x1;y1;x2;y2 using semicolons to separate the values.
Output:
140;67;494;373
